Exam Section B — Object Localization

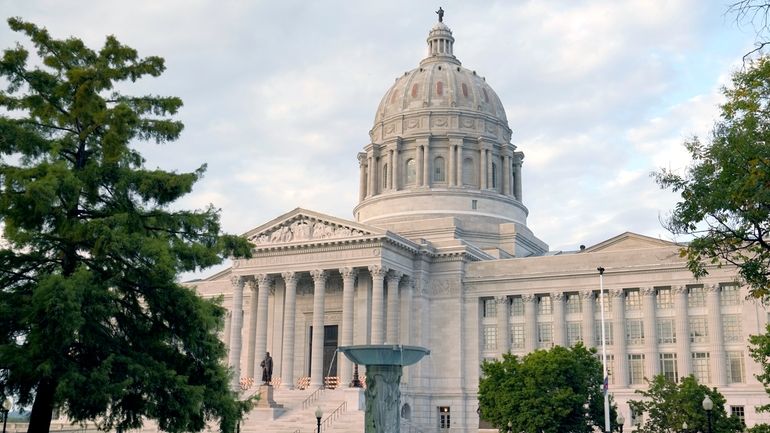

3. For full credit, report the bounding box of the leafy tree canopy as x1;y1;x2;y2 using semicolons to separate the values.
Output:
749;325;770;414
629;375;743;433
655;56;770;298
0;18;252;433
478;344;616;433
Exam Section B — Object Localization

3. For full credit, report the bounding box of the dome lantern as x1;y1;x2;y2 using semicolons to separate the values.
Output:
423;11;459;66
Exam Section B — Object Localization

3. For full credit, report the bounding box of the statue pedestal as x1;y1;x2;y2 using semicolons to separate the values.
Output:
254;385;283;409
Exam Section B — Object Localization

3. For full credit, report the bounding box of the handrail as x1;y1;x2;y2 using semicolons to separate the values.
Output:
321;401;347;432
301;386;325;410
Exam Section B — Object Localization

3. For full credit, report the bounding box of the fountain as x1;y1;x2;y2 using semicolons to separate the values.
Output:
338;345;430;433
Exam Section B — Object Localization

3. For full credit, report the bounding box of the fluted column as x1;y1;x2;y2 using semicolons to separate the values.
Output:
480;147;488;189
281;272;298;389
457;147;464;186
246;281;259;378
448;144;456;186
228;276;245;391
611;289;629;387
369;265;387;344
673;285;691;378
402;276;415;345
581;291;595;348
422;143;431;187
416;145;424;187
503;154;511;196
523;294;537;352
388;149;394;190
367;155;375;197
641;287;659;377
310;269;328;387
513;153;523;201
496;296;511;355
386;270;403;344
340;267;357;386
253;274;272;377
707;284;726;386
393;148;400;191
223;311;232;351
552;292;566;347
358;153;367;201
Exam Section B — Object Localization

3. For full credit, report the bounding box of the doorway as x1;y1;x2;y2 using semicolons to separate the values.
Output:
308;324;339;377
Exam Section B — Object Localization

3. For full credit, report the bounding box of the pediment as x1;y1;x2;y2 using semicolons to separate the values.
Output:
244;208;384;247
583;232;678;253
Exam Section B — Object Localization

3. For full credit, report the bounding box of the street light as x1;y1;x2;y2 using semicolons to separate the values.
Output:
683;421;688;433
1;398;11;433
702;395;713;433
507;421;512;433
315;406;323;433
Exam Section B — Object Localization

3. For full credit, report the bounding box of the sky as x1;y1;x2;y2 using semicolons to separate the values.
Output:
0;0;761;277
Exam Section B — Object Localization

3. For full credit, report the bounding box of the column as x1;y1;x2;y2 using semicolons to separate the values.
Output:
513;153;523;201
393;148;400;191
673;285;691;378
358;153;367;201
246;281;259;378
340;267;357;386
310;269;328;387
502;154;511;196
480;147;488;189
253;274;272;378
457;146;464;186
281;272;298;389
422;143;431;187
367;155;375;197
641;287;659;377
228;275;245;391
416;145;424;187
369;265;387;344
388;149;395;190
581;291;595;348
448;143;456;186
386;270;403;344
402;276;415;345
496;296;511;355
223;311;232;351
707;284;727;386
523;294;537;352
611;289;629;387
552;292;565;347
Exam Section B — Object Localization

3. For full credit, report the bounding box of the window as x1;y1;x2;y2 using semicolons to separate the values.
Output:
625;289;641;310
482;298;496;318
538;323;553;348
510;324;525;349
723;315;743;343
660;353;679;382
657;319;676;344
626;319;644;346
483;326;497;350
433;157;445;182
462;157;475;186
405;159;416;184
688;285;706;308
510;296;524;316
438;407;450;429
689;317;708;343
721;284;741;306
436;81;444;96
382;163;388;189
692;352;710;384
595;354;616;384
491;162;497;188
727;351;745;383
657;287;673;309
537;295;552;315
567;322;582;346
471;199;477;210
566;293;582;314
595;291;611;313
628;354;645;385
594;320;613;345
731;406;746;426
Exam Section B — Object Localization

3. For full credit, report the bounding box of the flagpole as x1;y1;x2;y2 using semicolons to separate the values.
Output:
598;266;610;433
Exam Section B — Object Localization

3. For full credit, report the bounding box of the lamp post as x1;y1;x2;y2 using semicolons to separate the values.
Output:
1;398;11;433
315;406;323;433
616;413;625;433
507;421;512;433
682;421;688;433
702;395;713;433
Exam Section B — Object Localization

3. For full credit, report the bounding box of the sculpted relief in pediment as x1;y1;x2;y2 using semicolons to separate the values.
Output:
249;216;369;246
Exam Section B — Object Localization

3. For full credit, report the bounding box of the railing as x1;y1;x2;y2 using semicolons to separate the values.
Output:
301;386;325;410
321;401;347;432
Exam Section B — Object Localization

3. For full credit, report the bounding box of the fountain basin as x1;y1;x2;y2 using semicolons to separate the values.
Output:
338;345;430;366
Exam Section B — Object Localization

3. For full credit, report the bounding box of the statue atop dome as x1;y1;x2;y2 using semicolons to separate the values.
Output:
436;7;444;22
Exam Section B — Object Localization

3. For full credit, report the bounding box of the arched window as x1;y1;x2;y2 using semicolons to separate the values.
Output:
405;159;416;184
462;157;475;186
491;162;497;189
436;81;443;96
461;83;468;98
383;163;388;190
433;156;445;182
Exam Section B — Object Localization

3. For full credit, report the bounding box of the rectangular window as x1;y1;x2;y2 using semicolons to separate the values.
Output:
483;326;497;350
537;295;552;315
727;351;745;383
566;293;582;314
721;284;741;306
657;319;676;344
538;322;553;348
471;199;477;210
438;407;450;429
660;353;679;382
692;352;710;384
657;287;673;309
595;291;611;313
567;322;582;346
626;319;645;346
689;317;709;343
723;315;743;343
594;353;615;384
510;324;525;349
510;296;524;316
625;289;641;310
628;354;646;385
482;298;496;318
731;406;746;426
594;320;613;345
688;285;706;308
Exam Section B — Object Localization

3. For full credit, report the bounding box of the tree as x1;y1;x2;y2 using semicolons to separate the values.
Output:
0;18;253;433
655;56;770;298
478;344;616;433
728;1;770;58
749;326;770;414
629;375;743;433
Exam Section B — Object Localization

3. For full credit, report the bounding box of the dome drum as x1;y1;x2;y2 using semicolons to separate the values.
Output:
370;111;512;144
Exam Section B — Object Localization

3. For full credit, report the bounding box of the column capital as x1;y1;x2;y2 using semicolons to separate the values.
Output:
310;269;328;283
281;271;297;285
340;267;358;280
522;293;536;303
609;289;624;298
368;264;388;277
513;151;525;165
580;290;594;300
358;152;368;165
551;292;564;301
386;270;403;283
641;286;656;296
495;295;509;305
230;275;245;288
255;273;273;287
706;283;720;293
672;285;687;295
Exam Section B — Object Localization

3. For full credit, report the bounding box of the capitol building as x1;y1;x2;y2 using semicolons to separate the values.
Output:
190;16;770;433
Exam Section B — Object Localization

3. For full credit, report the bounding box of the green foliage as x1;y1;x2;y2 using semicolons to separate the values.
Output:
750;324;770;414
655;56;770;298
629;375;743;433
0;18;252;433
749;423;770;433
478;344;616;433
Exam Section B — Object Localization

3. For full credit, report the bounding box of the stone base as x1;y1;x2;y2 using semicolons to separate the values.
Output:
253;384;283;409
245;407;285;422
344;387;365;411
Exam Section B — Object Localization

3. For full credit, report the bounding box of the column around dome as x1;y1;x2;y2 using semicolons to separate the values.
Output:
503;153;511;196
422;141;431;187
358;152;367;201
513;151;524;201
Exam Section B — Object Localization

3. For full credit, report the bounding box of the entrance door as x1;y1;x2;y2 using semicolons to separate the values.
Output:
308;324;339;377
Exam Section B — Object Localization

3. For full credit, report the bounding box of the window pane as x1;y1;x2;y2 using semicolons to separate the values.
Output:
406;159;416;184
482;298;496;318
433;157;445;182
660;353;678;382
657;287;673;309
727;351;745;383
566;293;582;313
688;285;706;308
723;315;743;343
538;295;552;315
594;320;613;345
483;326;496;350
692;352;710;384
625;289;641;310
626;319;644;346
510;324;525;349
538;323;553;348
657;319;676;344
567;322;582;346
689;317;709;343
510;296;524;316
628;354;645;385
721;284;740;306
